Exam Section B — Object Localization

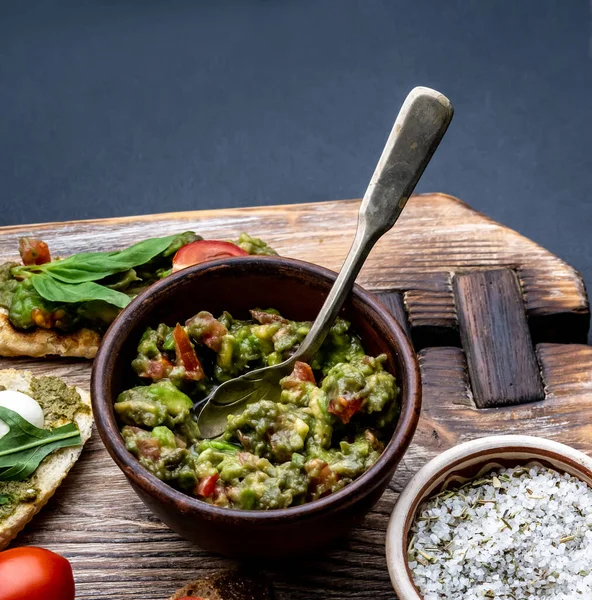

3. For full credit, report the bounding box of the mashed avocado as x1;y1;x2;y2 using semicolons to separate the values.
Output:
0;376;85;521
0;262;18;310
116;309;399;510
232;233;277;256
0;232;275;334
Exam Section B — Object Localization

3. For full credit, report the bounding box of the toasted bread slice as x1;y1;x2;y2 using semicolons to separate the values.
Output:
168;571;273;600
0;309;100;359
0;369;93;549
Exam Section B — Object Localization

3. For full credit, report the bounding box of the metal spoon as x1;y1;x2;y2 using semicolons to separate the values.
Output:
196;86;453;438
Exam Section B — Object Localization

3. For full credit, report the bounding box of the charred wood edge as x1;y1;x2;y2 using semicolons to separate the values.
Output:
453;268;545;409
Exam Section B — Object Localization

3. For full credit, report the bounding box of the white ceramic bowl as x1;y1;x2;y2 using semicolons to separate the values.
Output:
386;435;592;599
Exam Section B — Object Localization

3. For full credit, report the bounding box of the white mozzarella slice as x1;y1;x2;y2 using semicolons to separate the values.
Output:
0;390;45;439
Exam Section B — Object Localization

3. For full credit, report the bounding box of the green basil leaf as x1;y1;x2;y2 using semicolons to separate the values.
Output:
16;234;181;284
0;406;81;482
0;493;12;505
31;274;131;309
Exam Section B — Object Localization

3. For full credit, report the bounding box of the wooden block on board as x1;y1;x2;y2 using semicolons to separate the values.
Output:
404;289;461;349
418;346;474;407
374;290;411;340
537;343;592;399
453;269;544;408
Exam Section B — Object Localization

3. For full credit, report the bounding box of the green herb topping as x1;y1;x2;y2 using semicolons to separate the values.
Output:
0;406;81;481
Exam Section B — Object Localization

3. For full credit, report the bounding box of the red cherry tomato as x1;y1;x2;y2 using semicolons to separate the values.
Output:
290;361;316;384
195;473;219;498
18;237;51;265
172;240;248;273
0;547;75;600
327;395;364;424
173;323;204;380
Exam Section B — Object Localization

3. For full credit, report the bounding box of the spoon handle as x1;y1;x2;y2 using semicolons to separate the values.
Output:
294;87;453;364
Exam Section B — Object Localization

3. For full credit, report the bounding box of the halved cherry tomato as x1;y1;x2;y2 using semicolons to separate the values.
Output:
173;324;204;380
138;355;173;380
195;473;219;498
172;240;248;273
290;361;316;384
0;546;75;600
19;237;51;265
327;395;363;424
185;312;228;352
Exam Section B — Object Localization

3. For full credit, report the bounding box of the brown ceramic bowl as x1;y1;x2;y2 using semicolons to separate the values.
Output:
91;256;421;558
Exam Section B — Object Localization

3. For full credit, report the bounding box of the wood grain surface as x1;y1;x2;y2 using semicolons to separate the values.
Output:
454;269;544;408
0;193;590;600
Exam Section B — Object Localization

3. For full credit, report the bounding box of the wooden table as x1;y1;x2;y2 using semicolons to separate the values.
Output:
1;194;590;599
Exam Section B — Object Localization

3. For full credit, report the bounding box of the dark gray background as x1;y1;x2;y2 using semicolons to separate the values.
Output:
1;1;590;306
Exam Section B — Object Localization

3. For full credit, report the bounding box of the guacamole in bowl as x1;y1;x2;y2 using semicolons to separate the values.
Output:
92;256;420;557
115;309;400;510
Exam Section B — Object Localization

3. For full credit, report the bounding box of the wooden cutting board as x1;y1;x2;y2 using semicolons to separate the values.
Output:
0;193;590;599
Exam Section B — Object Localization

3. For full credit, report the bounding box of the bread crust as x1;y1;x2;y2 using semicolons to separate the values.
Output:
167;571;272;600
169;579;213;600
0;310;100;359
0;369;94;549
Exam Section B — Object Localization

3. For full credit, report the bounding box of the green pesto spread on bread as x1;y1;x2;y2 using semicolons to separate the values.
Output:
0;374;92;536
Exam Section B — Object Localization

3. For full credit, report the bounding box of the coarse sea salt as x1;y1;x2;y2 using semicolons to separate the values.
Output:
408;465;592;600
